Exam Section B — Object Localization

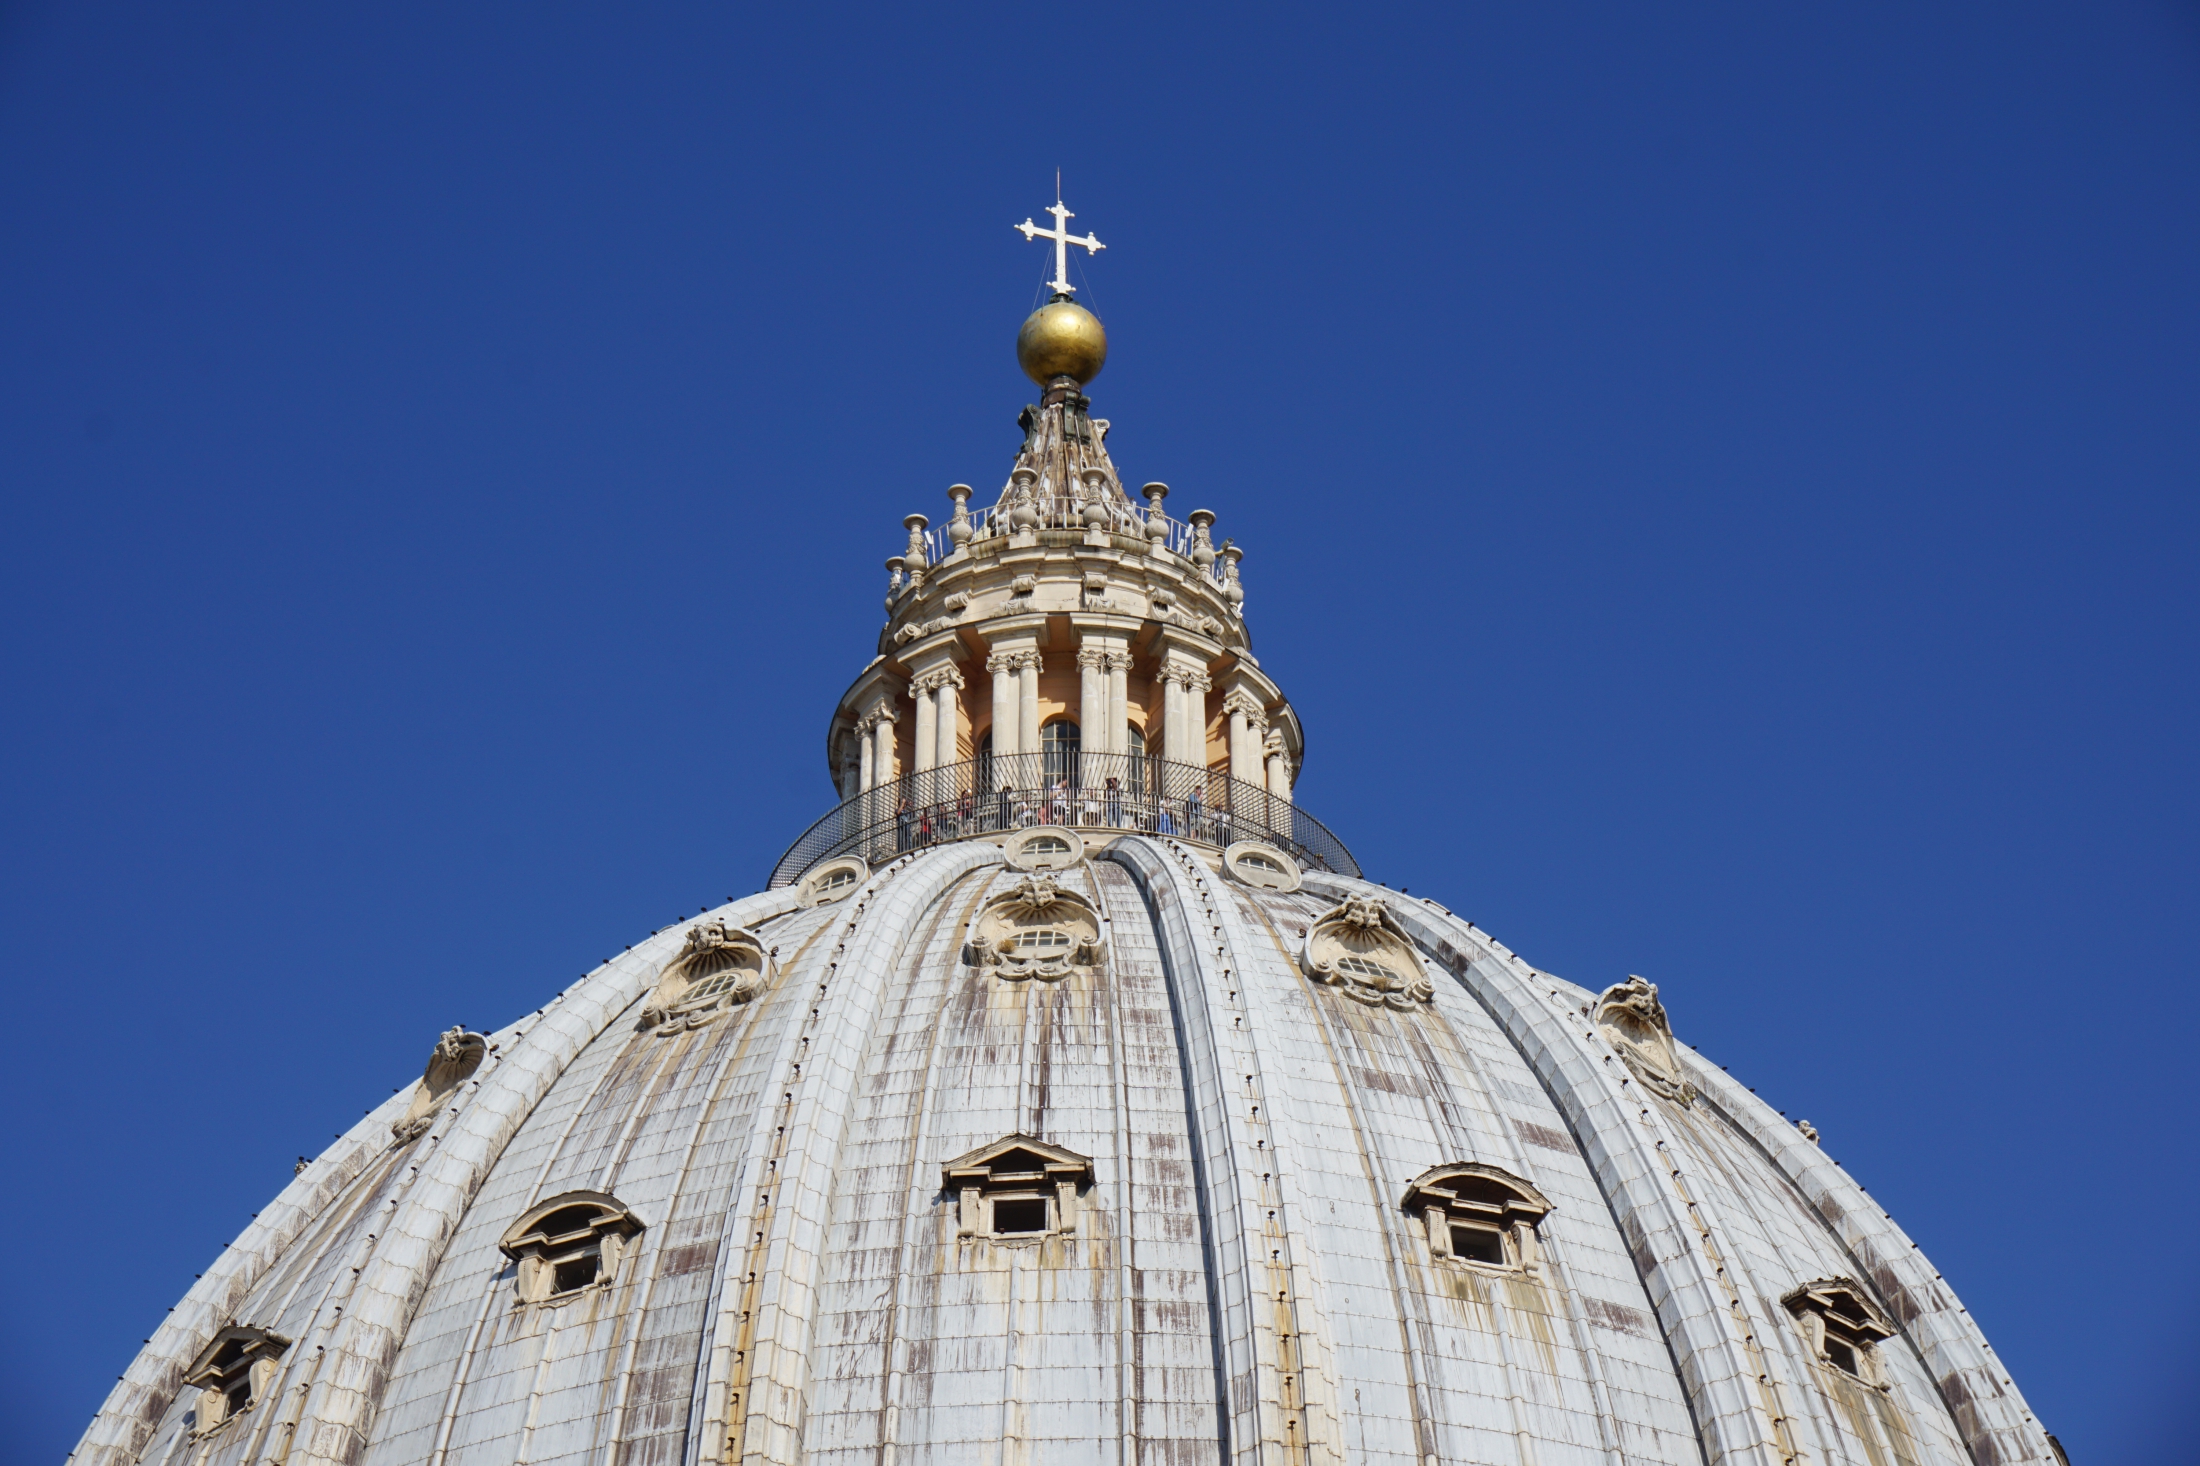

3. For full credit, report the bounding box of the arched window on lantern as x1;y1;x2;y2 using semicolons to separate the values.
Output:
1125;723;1147;798
499;1192;645;1303
1041;719;1080;788
1402;1163;1553;1271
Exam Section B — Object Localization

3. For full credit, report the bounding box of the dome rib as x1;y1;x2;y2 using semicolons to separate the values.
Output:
1327;873;2059;1466
702;843;1003;1465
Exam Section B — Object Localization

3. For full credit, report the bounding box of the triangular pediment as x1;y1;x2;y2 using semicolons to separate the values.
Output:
941;1134;1093;1184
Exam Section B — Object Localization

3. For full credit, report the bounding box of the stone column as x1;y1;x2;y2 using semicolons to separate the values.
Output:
858;716;876;793
871;709;897;788
912;682;937;773
987;652;1020;758
1017;654;1040;762
1223;690;1267;790
934;667;962;768
1107;653;1130;762
1265;729;1293;805
1077;647;1108;752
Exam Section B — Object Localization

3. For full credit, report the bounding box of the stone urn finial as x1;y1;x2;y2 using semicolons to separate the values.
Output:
902;514;929;572
1141;482;1170;550
946;484;974;547
1188;509;1217;569
884;555;905;607
1079;467;1110;528
1221;540;1245;606
1009;467;1040;530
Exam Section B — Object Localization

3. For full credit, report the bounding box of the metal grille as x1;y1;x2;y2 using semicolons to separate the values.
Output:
767;752;1357;887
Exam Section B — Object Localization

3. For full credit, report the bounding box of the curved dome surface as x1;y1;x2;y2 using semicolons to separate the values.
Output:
77;836;2055;1466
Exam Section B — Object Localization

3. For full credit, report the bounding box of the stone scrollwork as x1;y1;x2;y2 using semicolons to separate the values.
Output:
638;920;773;1034
1301;895;1434;1009
1594;976;1696;1102
965;875;1107;983
391;1027;490;1143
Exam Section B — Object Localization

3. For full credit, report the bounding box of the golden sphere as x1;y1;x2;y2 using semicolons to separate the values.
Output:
1016;298;1108;385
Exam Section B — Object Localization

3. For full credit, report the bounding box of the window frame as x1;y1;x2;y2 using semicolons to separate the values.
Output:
498;1190;646;1305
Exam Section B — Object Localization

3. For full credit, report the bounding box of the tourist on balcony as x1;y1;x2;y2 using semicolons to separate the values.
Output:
994;783;1014;833
895;794;912;852
1185;783;1205;841
1104;776;1122;828
955;789;973;839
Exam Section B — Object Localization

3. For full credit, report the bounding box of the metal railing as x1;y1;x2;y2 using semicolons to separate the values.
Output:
766;752;1358;887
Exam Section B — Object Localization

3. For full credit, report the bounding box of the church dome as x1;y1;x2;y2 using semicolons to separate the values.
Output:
73;210;2063;1466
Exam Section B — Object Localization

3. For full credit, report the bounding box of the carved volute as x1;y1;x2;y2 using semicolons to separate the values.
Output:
1594;976;1697;1102
1301;895;1434;1009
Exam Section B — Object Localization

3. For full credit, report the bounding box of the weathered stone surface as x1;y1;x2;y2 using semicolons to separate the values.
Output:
75;844;2057;1466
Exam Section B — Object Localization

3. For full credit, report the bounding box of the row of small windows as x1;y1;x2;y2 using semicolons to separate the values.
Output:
182;1164;1901;1437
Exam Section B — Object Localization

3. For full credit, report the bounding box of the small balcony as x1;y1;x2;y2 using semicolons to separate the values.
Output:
767;752;1358;887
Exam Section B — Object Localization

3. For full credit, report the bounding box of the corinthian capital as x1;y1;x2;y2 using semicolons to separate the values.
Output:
1075;646;1110;670
1222;688;1268;723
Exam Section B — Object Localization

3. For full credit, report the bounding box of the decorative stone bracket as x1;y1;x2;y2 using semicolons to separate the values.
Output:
639;920;774;1034
391;1027;489;1143
1301;895;1434;1009
964;875;1106;982
1593;976;1696;1102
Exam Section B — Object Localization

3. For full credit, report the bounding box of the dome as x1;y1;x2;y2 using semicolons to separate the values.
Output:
1017;297;1107;384
75;218;2062;1466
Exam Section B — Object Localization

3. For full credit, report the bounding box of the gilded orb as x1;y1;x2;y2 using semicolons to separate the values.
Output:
1017;298;1108;385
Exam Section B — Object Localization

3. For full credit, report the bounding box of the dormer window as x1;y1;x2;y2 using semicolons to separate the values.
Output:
183;1325;289;1435
1224;841;1303;892
1403;1163;1553;1271
499;1191;645;1303
797;856;868;907
1784;1278;1896;1389
942;1135;1095;1241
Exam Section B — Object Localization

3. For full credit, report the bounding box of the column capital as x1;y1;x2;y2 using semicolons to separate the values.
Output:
912;665;965;694
1221;687;1268;725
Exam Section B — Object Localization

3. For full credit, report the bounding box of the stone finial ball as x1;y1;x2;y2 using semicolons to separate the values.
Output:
1017;299;1108;385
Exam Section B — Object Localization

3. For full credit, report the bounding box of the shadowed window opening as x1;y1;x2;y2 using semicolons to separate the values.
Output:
1450;1225;1505;1265
992;1197;1049;1234
554;1255;601;1293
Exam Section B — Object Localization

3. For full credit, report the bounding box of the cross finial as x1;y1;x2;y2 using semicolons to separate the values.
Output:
1015;196;1104;296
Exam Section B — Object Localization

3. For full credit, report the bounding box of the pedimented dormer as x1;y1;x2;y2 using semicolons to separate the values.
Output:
1785;1278;1898;1388
943;1135;1095;1239
1403;1163;1553;1271
499;1191;645;1303
182;1324;289;1436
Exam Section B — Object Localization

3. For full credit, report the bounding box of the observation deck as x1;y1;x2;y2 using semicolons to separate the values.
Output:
769;751;1357;888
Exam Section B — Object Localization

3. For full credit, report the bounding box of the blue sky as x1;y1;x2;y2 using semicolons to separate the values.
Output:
3;4;2194;1461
